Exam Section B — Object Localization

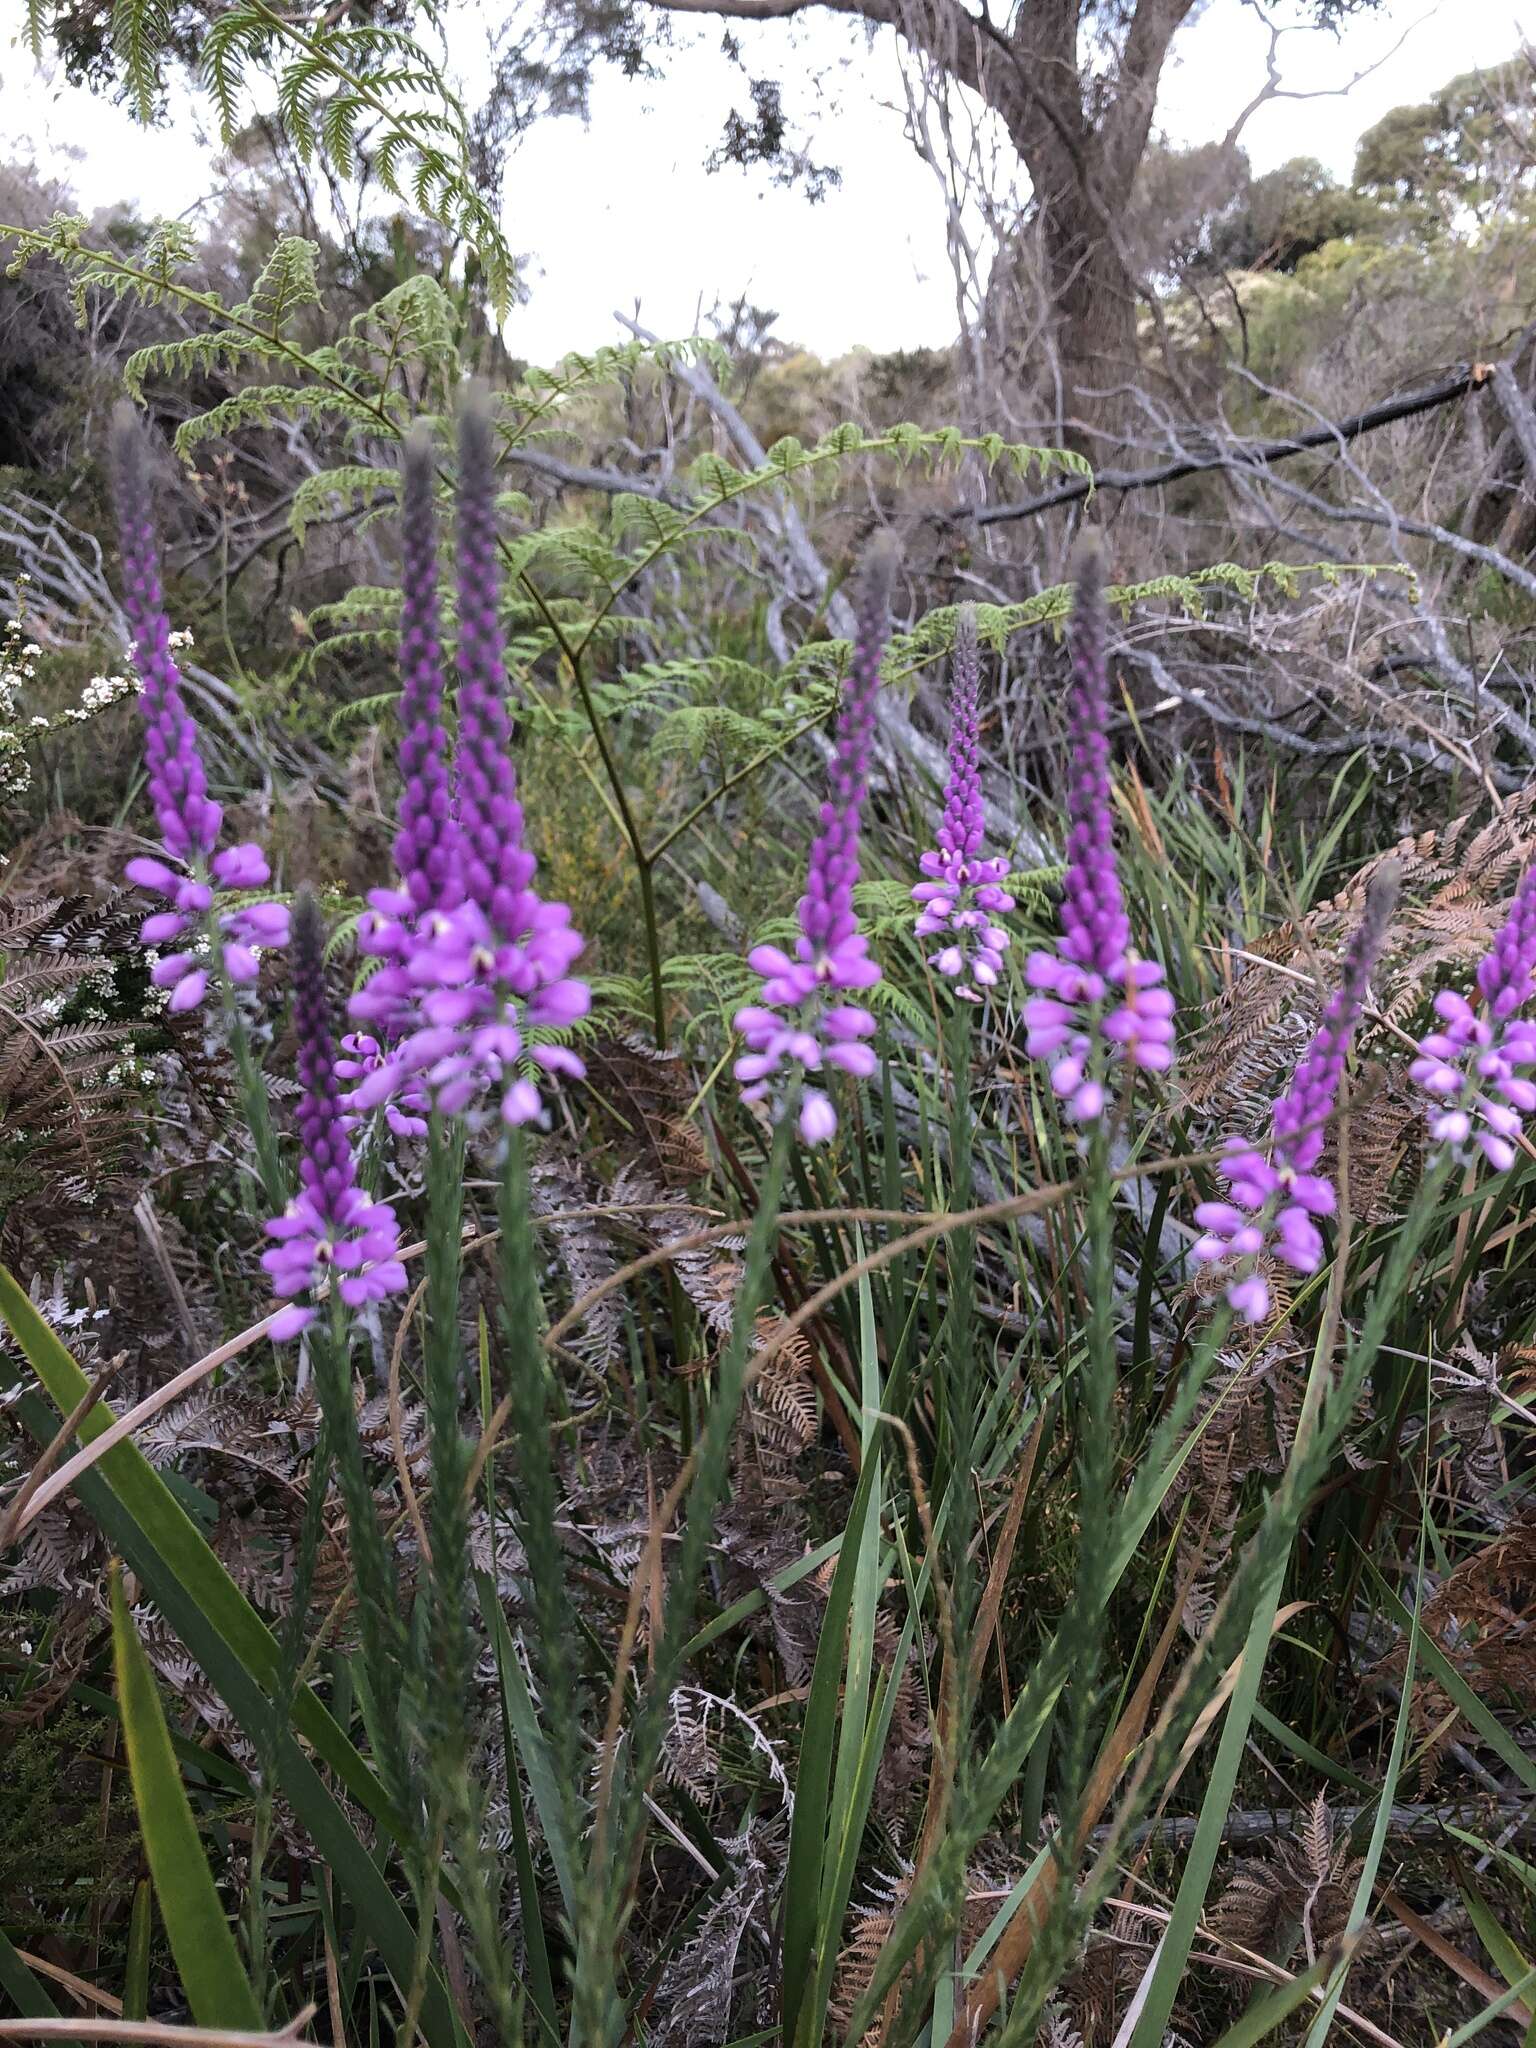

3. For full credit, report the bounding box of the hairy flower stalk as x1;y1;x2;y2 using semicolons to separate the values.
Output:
912;605;1014;999
263;894;407;1339
349;395;590;1130
1022;539;1174;1121
112;405;288;1009
733;537;895;1143
1411;859;1536;1171
1192;864;1400;1323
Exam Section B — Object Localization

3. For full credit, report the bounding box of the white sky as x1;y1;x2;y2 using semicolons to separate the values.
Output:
0;0;1530;360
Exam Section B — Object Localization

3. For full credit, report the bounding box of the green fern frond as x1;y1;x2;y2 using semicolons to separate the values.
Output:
290;465;399;543
112;0;173;120
326;690;405;738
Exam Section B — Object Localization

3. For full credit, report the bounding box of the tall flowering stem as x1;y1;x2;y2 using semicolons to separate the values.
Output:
346;426;457;1126
262;895;407;1339
1023;540;1174;1123
349;391;590;1131
912;605;1014;1000
1193;865;1400;1323
733;537;895;1144
264;894;412;1810
112;405;290;1203
1411;859;1536;1171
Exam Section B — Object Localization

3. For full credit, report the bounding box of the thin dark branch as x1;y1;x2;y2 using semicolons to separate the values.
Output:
973;364;1486;525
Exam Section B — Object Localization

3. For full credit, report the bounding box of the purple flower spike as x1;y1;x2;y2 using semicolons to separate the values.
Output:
355;390;590;1130
1411;858;1536;1171
112;408;222;863
354;427;466;1042
112;406;288;1006
734;536;896;1143
392;425;462;919
263;895;407;1339
1192;865;1400;1323
1021;538;1174;1122
912;605;1015;1001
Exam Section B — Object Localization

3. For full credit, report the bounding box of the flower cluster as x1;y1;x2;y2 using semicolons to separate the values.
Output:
1411;860;1536;1171
734;539;895;1143
1192;865;1400;1322
112;406;288;1004
912;604;1014;1000
336;1033;429;1141
1;594;144;804
1022;539;1174;1122
263;895;407;1339
346;396;590;1133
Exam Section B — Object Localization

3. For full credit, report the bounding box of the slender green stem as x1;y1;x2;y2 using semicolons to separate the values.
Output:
417;1118;519;2039
495;1130;584;1841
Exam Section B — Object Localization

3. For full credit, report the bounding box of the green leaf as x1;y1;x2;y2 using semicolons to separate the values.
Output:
0;1926;58;2019
781;1271;886;2048
0;1268;459;2048
0;1266;393;1824
124;1880;153;2022
1460;1877;1536;2045
111;1567;263;2031
1205;1940;1357;2048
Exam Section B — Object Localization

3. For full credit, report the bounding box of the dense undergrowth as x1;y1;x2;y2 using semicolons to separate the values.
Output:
4;13;1536;2048
2;388;1535;2048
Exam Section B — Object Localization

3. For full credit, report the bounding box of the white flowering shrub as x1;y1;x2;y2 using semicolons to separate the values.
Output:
0;599;143;810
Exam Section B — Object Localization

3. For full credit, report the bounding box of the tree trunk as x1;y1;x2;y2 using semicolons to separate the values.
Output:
1039;195;1143;453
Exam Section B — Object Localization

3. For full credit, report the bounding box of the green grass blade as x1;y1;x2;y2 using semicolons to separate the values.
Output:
1127;1555;1286;2048
1303;1485;1430;2046
781;1432;884;2046
1444;1967;1536;2047
475;1570;578;1924
4;1371;458;2048
124;1880;153;2021
0;1926;59;2018
111;1566;263;2031
1460;1878;1536;2044
1205;1940;1356;2048
0;1266;403;1837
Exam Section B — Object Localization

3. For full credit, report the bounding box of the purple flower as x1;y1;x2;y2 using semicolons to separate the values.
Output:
1410;861;1536;1172
1192;865;1400;1322
336;1033;430;1140
351;392;590;1130
112;406;289;1004
912;604;1015;1001
1021;538;1174;1121
353;427;464;1037
734;537;895;1143
263;895;407;1339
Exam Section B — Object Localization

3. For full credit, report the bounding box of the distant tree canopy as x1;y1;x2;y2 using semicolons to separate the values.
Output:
1129;48;1536;304
1354;54;1536;223
27;0;1389;450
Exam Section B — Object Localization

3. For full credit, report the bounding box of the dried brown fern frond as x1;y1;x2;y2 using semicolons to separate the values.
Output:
1183;784;1536;1180
1428;1341;1512;1523
872;1604;933;1832
585;1032;710;1184
531;1153;626;1373
0;892;152;1253
1376;1515;1536;1783
1210;1793;1362;1966
828;1863;914;2041
741;1316;818;1493
1170;1340;1305;1634
649;1817;781;2046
